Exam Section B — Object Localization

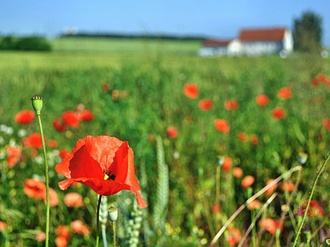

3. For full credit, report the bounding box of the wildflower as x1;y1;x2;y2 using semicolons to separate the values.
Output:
6;145;22;168
258;218;284;235
47;188;59;207
35;232;46;242
198;99;213;111
222;156;233;172
64;193;84;207
247;200;262;210
61;111;80;128
101;82;110;93
256;95;269;106
272;107;285;120
241;175;255;189
250;134;258;146
183;83;199;98
55;135;147;208
0;221;7;231
233;167;243;178
211;204;221;214
265;179;278;196
22;133;43;148
214;119;230;133
23;178;58;206
297;200;325;219
15;110;35;124
281;180;295;192
70;220;90;235
224;100;239;110
323;119;330;131
56;225;70;240
79;110;94;122
55;235;69;247
59;149;69;160
277;87;292;99
166;126;178;139
226;227;241;247
48;139;58;149
237;132;248;142
53;119;67;132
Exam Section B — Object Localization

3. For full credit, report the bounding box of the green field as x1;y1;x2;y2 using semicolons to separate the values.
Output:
1;38;330;246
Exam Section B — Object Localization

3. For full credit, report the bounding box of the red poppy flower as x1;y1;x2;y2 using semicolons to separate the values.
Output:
222;156;233;172
70;220;90;235
53;119;67;132
323;119;330;131
247;200;262;210
259;218;284;235
224;100;239;110
277;87;292;99
226;227;241;247
250;134;258;146
6;145;22;168
0;221;8;231
237;132;248;142
15;110;35;124
23;133;43;148
55;135;147;208
183;83;199;98
56;225;70;240
102;82;110;93
211;203;221;214
272;107;285;120
48;139;58;149
317;73;330;84
79;110;94;122
59;149;69;160
233;167;243;178
166;126;178;139
35;232;46;242
214;119;230;133
297;200;325;218
256;95;269;106
265;179;278;196
281;180;295;192
241;175;255;189
62;111;80;128
64;192;84;207
24;178;46;200
198;99;213;111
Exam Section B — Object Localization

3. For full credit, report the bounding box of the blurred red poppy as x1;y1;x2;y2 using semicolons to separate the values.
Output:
281;180;295;192
62;111;80;128
24;178;58;206
198;99;213;110
6;145;22;168
55;135;147;208
102;82;110;93
224;100;239;110
35;232;46;242
250;134;258;146
258;218;284;235
53;119;67;132
247;199;262;210
226;227;241;247
323;119;330;131
222;156;233;172
211;203;221;214
297;200;325;219
241;175;255;189
70;220;90;235
23;133;43;148
237;132;248;142
233;167;243;178
166;126;178;139
272;107;285;120
48;139;58;149
214;119;230;133
15;110;35;124
256;95;269;106
79;110;94;122
59;149;69;160
64;192;84;207
277;87;292;99
55;235;69;247
183;83;199;98
265;179;278;196
0;221;8;231
56;225;70;240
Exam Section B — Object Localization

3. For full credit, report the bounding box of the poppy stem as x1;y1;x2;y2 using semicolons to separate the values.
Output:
292;153;330;247
96;195;102;247
31;95;50;247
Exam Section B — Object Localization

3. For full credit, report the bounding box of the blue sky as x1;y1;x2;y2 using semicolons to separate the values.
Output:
0;0;329;46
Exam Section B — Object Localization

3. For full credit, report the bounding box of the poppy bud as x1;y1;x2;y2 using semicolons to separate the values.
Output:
31;94;43;115
108;205;118;222
297;152;308;165
323;239;330;247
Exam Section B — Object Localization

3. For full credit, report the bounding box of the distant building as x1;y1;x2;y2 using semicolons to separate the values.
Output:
199;27;293;57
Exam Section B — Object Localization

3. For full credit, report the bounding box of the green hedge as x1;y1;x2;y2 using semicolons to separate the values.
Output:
0;35;52;51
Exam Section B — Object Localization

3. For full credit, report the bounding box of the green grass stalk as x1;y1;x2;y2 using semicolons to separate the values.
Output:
292;153;330;247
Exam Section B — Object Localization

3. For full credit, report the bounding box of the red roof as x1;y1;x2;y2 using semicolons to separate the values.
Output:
203;39;232;47
239;28;287;41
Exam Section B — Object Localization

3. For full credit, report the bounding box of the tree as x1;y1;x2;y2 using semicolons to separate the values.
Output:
293;11;323;52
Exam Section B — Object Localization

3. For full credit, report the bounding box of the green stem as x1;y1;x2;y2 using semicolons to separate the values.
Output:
292;153;330;247
36;112;50;247
96;195;102;247
112;221;117;247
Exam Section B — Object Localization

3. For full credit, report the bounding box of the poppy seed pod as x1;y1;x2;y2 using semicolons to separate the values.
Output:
31;94;43;114
108;205;118;222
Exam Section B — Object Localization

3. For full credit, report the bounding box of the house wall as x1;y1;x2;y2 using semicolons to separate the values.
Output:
241;41;283;55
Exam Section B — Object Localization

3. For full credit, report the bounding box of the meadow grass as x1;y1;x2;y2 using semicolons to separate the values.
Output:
0;41;330;246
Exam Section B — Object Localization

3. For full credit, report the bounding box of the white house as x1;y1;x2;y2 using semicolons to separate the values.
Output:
199;27;293;57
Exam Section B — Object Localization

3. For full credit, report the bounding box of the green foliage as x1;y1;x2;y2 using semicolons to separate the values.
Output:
293;11;323;52
0;36;52;51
